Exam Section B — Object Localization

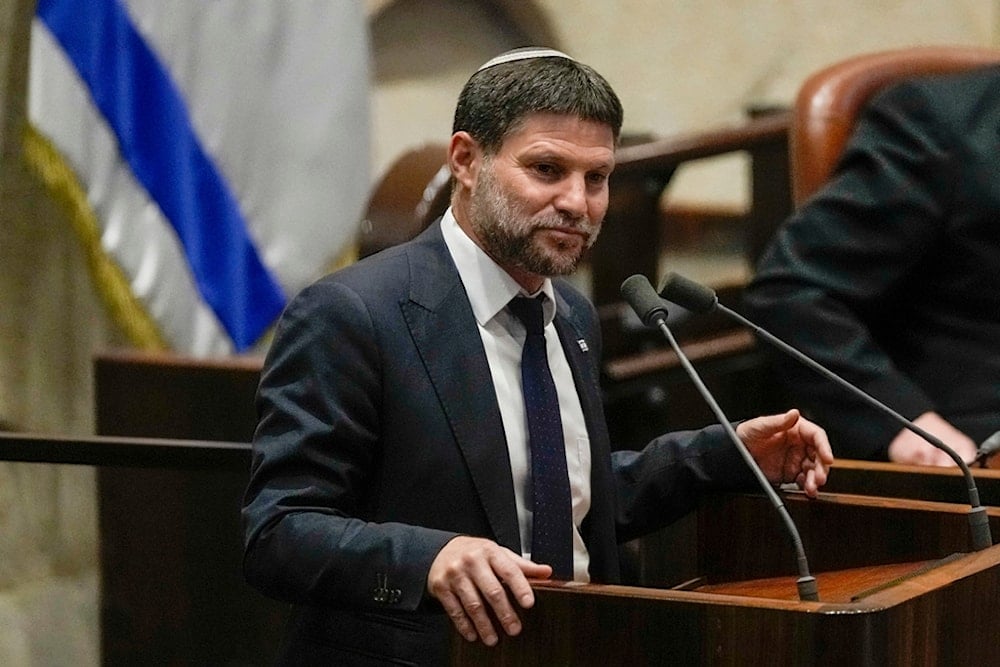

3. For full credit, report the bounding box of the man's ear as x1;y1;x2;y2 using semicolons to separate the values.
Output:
448;131;480;191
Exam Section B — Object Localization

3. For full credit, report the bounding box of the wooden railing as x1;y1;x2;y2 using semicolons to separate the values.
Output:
0;430;250;469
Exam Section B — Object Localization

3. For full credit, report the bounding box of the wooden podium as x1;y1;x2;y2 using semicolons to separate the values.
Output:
452;491;1000;666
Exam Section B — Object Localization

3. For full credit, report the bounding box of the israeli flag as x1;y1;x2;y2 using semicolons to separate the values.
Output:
27;0;370;355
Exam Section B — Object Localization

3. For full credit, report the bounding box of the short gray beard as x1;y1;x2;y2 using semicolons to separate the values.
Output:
468;161;600;277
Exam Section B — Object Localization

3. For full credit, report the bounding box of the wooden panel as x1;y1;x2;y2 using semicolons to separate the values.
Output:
92;351;285;666
94;350;261;442
823;458;1000;506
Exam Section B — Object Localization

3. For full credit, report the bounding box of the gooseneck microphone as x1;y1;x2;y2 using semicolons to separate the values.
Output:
620;274;820;602
658;271;993;551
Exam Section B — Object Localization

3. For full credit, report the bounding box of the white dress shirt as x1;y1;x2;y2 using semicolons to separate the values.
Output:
440;209;592;582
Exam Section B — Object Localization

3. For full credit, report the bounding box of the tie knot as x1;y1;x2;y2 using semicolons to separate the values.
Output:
508;296;545;335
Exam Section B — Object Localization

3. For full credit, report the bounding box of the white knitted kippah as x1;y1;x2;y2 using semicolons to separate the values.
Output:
475;47;575;73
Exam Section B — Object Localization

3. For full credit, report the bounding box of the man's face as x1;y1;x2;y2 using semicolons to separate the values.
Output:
466;113;615;285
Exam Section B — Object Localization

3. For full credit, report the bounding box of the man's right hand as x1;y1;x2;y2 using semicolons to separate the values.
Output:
426;536;552;646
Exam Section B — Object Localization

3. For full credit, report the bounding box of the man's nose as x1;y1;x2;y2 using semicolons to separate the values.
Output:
553;174;588;219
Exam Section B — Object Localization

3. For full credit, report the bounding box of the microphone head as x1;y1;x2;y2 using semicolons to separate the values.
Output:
658;272;718;313
620;274;668;327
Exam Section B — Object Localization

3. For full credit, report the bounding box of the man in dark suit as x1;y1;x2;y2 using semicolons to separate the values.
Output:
743;66;1000;466
242;47;832;665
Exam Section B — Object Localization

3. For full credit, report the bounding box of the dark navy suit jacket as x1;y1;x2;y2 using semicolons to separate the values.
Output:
242;220;753;664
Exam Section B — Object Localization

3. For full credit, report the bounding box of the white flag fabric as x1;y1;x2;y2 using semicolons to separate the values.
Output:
26;0;371;355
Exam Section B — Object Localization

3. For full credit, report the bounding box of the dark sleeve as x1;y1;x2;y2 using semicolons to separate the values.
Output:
611;424;757;542
241;278;455;611
742;80;958;460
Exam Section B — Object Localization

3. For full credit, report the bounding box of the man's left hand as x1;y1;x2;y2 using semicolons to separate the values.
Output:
736;409;834;498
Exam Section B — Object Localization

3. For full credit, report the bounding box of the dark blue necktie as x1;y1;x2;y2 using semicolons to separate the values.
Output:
508;296;573;580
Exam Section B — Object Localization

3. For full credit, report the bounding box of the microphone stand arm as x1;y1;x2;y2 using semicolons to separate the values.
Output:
719;303;992;551
655;317;820;601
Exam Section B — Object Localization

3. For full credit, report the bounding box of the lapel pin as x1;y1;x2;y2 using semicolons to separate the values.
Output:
577;339;589;352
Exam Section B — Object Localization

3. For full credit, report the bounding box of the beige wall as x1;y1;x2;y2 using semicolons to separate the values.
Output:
1;0;997;661
371;0;999;206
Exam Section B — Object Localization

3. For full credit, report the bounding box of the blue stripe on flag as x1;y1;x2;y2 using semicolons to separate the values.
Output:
37;0;287;350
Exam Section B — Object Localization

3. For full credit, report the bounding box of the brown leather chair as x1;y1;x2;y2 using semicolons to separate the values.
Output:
790;45;1000;207
358;143;451;259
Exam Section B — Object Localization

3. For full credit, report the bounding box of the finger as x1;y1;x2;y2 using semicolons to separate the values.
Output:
517;558;555;579
453;573;500;646
482;551;555;638
498;553;550;609
741;409;800;442
471;556;525;639
799;444;829;492
807;424;834;464
811;452;830;485
773;408;801;433
799;471;819;498
800;453;817;470
437;589;479;643
804;467;821;497
791;420;834;466
794;470;812;497
782;450;803;484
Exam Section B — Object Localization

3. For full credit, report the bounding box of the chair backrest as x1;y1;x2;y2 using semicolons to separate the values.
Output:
791;46;1000;206
358;143;451;259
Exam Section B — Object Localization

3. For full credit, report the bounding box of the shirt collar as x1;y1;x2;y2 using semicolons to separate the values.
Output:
440;208;557;326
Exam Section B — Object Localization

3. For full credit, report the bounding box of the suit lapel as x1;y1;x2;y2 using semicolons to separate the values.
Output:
552;300;603;441
552;287;607;462
399;225;522;552
552;287;620;581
